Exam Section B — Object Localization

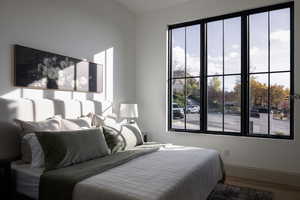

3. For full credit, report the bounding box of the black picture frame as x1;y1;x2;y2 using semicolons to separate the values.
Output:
14;45;103;93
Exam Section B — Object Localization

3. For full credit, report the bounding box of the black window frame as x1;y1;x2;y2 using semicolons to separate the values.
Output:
168;2;294;140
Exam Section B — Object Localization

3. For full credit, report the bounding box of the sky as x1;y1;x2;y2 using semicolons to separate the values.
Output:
172;8;291;91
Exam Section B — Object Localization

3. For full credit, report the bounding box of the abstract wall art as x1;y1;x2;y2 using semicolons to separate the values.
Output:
14;45;103;93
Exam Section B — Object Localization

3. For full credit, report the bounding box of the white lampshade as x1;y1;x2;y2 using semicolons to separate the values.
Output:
120;104;139;118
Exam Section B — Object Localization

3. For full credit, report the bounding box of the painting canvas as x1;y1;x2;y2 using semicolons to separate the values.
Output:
14;45;103;93
76;61;103;93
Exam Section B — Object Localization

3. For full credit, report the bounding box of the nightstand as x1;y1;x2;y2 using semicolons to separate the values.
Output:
0;159;12;200
142;132;148;142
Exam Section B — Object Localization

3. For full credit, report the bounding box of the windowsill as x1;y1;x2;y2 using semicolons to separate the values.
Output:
168;129;294;140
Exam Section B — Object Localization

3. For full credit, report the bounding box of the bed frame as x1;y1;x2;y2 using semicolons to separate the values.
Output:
0;97;112;200
0;97;110;161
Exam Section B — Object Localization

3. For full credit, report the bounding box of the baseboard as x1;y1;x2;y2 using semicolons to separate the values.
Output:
225;164;300;190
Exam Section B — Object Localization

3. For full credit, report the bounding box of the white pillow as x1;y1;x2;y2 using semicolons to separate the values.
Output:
90;113;121;130
22;133;45;168
14;118;61;163
14;118;61;137
104;117;122;131
122;123;144;145
90;113;105;127
61;117;92;131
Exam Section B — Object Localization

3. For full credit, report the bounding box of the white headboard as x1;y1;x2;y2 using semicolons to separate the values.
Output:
0;97;111;160
0;98;105;122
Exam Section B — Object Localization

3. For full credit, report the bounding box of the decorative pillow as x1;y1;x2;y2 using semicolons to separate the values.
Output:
104;117;122;131
61;117;92;131
102;126;125;153
122;123;144;146
14;118;61;163
14;118;61;137
36;129;110;171
92;113;120;128
22;133;45;168
89;113;105;127
102;123;144;154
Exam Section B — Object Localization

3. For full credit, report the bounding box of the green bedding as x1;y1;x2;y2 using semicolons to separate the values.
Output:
39;147;159;200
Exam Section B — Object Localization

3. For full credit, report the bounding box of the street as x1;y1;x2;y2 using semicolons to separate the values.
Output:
172;113;290;136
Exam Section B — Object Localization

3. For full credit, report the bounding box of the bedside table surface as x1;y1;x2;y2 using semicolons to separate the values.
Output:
0;159;11;166
0;159;12;200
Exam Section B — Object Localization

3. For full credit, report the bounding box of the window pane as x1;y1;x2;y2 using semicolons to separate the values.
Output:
172;79;185;129
270;73;290;136
224;17;241;74
186;25;200;77
186;78;200;130
249;74;269;134
250;12;269;73
207;77;223;131
207;21;223;75
224;76;241;132
172;28;185;78
270;8;290;72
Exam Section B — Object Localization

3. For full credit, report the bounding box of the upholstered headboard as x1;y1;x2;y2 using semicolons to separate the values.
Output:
0;98;109;160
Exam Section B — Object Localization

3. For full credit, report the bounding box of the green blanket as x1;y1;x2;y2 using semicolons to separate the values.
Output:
39;148;159;200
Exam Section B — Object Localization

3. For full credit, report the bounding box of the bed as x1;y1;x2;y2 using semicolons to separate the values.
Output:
0;98;224;200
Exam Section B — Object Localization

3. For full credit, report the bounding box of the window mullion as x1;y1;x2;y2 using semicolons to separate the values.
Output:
290;5;295;139
200;22;207;132
241;15;249;136
184;27;187;130
267;11;271;136
222;20;225;132
168;29;172;131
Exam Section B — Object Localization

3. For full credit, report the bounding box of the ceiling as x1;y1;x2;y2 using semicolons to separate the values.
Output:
115;0;193;14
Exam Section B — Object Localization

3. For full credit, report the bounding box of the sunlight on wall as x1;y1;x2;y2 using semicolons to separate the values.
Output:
93;51;106;101
23;89;44;99
93;47;114;102
1;88;44;99
73;92;87;101
106;47;114;102
54;90;73;100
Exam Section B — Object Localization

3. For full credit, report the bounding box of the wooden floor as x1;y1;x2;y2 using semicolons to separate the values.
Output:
226;176;300;200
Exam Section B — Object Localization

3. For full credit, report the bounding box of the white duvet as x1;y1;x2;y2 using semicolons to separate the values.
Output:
73;145;223;200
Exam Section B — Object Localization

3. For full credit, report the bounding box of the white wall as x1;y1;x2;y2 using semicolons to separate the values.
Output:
136;0;300;174
0;0;136;110
1;0;299;175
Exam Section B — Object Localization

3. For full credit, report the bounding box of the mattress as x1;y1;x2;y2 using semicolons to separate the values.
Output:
11;145;223;200
11;161;43;200
73;145;223;200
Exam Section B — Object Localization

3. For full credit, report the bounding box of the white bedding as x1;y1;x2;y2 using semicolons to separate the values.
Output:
74;145;223;200
11;161;43;200
12;145;223;200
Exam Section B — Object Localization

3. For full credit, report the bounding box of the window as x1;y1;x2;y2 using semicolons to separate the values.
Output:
168;2;294;139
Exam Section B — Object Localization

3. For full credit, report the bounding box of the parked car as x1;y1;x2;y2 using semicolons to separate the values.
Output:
186;105;200;113
250;109;260;118
172;103;184;118
258;107;268;113
253;106;268;113
272;110;288;120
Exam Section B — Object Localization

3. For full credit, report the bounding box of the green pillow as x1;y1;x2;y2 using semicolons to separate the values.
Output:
36;129;110;171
